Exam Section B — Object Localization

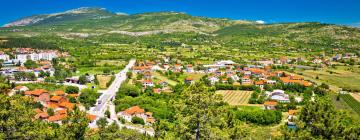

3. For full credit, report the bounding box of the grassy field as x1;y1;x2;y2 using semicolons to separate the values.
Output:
184;73;206;81
153;72;178;86
216;90;253;105
340;94;360;115
97;75;112;89
294;65;360;91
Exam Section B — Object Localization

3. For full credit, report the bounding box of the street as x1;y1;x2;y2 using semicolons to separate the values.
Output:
89;59;136;116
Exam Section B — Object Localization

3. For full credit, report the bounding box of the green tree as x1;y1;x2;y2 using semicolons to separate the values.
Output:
78;88;100;109
174;82;224;139
47;108;55;116
283;96;360;139
59;108;89;140
96;118;108;129
131;116;145;125
79;75;88;85
66;86;79;94
126;72;133;79
0;94;56;139
24;60;38;69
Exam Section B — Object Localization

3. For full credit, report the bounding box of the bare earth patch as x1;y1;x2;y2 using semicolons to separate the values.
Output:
350;93;360;102
97;75;112;89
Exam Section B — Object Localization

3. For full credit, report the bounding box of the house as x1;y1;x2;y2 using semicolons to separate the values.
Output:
50;96;66;104
243;71;252;76
241;76;252;85
173;64;183;73
0;52;10;61
24;89;50;104
228;74;239;81
47;114;67;124
185;77;194;84
34;109;49;120
158;81;169;87
254;80;265;89
207;66;218;73
257;60;274;66
266;80;276;85
118;106;156;125
144;71;152;79
264;101;278;110
145;112;156;125
53;90;65;96
153;88;162;94
87;114;97;123
287;110;297;126
279;75;312;87
221;78;228;83
118;106;146;122
266;90;290;103
14;85;29;92
142;79;154;87
312;58;322;64
16;54;29;63
58;101;75;110
186;64;194;73
208;76;219;85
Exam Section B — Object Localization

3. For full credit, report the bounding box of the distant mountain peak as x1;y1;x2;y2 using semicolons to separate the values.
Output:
3;7;114;27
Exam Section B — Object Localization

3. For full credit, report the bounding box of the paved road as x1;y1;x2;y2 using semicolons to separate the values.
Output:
89;59;136;117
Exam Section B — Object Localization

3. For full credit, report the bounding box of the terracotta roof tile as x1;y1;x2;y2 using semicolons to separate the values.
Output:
264;101;278;106
48;114;67;122
123;106;145;115
50;96;63;102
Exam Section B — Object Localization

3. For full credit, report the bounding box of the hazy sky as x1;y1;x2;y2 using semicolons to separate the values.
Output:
0;0;359;26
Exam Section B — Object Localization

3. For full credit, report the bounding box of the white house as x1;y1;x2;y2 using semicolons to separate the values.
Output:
0;53;10;61
208;76;219;85
16;54;29;63
117;106;155;125
142;79;154;87
266;89;290;103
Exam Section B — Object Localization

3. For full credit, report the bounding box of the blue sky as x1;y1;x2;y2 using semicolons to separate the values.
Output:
0;0;359;26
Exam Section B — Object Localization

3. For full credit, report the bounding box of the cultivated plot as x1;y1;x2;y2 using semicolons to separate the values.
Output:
216;90;253;105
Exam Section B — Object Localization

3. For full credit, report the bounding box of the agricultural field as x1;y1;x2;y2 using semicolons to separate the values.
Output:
350;93;360;102
96;75;113;89
216;90;253;105
153;72;178;86
294;65;360;91
340;94;360;115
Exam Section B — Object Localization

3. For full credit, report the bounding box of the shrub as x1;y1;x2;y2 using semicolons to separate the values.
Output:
131;116;145;125
66;86;79;94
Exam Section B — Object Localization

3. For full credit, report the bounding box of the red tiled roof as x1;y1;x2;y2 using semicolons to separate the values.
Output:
47;103;59;109
50;96;63;102
32;89;47;96
185;77;193;81
142;79;153;83
48;114;67;122
87;114;97;121
255;80;265;85
289;110;297;115
15;86;26;90
59;102;75;110
123;106;145;115
53;90;65;96
56;109;67;115
264;101;278;106
34;108;42;114
25;89;47;96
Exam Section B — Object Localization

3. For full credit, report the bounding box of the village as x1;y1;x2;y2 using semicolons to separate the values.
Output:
0;47;359;136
